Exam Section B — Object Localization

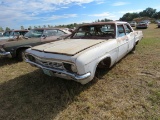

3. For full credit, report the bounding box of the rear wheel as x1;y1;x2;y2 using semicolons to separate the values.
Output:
17;49;26;61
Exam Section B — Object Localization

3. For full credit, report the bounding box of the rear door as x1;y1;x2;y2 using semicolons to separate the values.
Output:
124;24;135;52
117;24;129;61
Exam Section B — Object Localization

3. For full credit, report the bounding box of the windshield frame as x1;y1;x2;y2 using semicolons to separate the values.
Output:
70;24;116;39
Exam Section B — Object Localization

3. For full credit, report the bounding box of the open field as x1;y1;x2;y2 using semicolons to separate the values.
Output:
0;24;160;120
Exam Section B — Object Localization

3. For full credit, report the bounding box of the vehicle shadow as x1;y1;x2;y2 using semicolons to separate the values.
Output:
0;57;18;67
0;69;97;120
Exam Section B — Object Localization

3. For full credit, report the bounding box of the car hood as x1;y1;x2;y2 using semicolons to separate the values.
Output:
0;36;10;40
32;39;106;56
0;39;11;46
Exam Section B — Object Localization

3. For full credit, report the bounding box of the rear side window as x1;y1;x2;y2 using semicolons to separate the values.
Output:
117;25;125;37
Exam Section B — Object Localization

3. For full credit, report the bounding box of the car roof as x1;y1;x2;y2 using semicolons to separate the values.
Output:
31;28;71;34
5;30;29;32
79;21;128;27
32;28;68;30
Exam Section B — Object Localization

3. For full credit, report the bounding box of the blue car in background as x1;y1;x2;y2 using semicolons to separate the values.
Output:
0;30;28;41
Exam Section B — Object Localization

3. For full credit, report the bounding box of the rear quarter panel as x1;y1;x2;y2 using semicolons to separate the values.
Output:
134;31;143;43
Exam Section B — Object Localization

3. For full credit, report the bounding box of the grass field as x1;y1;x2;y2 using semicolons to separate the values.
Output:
0;24;160;120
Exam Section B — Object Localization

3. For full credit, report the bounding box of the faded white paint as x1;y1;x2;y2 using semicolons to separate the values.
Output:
25;22;143;84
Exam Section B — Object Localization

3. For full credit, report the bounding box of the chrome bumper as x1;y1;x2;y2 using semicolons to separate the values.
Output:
0;52;12;58
25;59;91;80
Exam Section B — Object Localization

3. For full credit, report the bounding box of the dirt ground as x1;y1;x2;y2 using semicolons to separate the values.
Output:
0;24;160;120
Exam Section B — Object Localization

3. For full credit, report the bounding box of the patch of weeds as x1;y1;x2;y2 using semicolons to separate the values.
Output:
148;89;160;105
147;81;155;87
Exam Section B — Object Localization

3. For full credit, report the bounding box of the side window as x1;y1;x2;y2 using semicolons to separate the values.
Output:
124;24;132;34
117;25;125;37
72;27;86;38
14;32;20;36
44;30;57;37
19;31;26;36
44;30;65;37
57;30;65;36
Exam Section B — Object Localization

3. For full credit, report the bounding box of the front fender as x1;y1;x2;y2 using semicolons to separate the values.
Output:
15;46;32;55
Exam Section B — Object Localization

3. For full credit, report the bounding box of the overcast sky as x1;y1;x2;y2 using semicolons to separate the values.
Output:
0;0;160;29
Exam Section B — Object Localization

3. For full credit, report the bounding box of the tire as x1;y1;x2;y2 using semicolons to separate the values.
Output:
17;49;26;61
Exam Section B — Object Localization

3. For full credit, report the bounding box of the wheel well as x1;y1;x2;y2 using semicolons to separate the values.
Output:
136;41;139;45
97;57;111;69
16;47;30;57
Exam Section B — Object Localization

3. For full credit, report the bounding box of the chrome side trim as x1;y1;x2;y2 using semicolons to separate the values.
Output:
0;52;12;58
25;59;91;80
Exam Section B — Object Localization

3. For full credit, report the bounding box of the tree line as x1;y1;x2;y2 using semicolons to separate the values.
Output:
0;19;111;31
119;7;160;21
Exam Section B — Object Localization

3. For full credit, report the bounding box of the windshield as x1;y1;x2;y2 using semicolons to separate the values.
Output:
24;29;43;38
71;24;115;39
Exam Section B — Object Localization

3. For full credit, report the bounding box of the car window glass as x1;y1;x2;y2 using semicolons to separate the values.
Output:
71;24;115;39
19;31;27;36
57;30;65;36
24;30;43;38
73;28;85;37
3;31;11;37
0;33;3;37
44;30;57;37
14;32;20;36
124;24;132;34
117;25;125;37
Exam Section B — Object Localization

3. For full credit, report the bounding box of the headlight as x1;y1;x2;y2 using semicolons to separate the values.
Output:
63;63;77;73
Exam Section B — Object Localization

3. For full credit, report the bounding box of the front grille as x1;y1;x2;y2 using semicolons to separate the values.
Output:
34;57;64;70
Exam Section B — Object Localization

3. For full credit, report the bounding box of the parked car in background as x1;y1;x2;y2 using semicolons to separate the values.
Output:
155;20;160;23
136;21;148;29
0;30;29;41
0;28;71;60
25;21;143;84
157;22;160;28
143;20;151;24
0;32;3;37
129;21;137;27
